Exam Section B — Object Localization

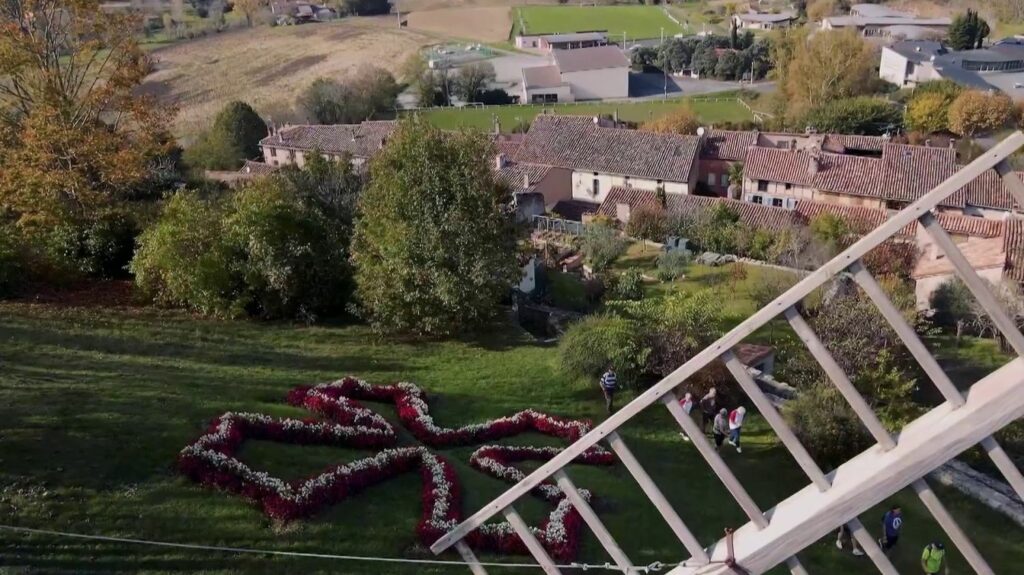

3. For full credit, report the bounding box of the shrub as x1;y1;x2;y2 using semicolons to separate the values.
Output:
184;101;266;171
784;382;872;469
642;106;699;135
802;97;903;135
548;271;588;311
905;91;953;134
655;249;690;281
625;205;668;247
608;268;644;301
580;221;627;271
558;314;650;389
184;124;245;171
0;224;25;297
297;67;399;125
47;211;139;279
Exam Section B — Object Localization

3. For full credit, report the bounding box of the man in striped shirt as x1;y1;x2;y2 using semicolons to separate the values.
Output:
600;367;617;414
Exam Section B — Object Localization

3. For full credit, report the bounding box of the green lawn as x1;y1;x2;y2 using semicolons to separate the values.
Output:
516;5;683;40
417;97;753;133
1;302;1022;574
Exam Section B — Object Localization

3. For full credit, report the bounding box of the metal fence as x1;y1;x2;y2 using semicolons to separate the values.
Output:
532;215;586;236
430;132;1024;574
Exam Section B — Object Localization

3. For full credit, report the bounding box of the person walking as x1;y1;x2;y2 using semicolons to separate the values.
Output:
678;392;695;442
599;366;618;414
712;408;729;450
835;524;865;556
699;387;718;434
921;542;948;575
727;406;746;453
879;505;903;553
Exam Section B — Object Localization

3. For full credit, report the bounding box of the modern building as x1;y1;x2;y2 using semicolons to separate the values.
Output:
520;45;630;103
512;114;701;209
515;31;608;52
879;40;1024;98
821;4;950;41
732;11;796;30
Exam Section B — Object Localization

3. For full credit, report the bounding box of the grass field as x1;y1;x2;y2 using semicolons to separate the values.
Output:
417;97;753;132
515;5;683;40
1;298;1023;573
142;18;432;144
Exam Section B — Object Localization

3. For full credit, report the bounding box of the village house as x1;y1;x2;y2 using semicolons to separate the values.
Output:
515;31;609;52
511;114;701;214
821;3;950;41
259;121;397;168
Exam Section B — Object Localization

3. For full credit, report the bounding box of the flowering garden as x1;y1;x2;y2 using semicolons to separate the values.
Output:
178;377;615;561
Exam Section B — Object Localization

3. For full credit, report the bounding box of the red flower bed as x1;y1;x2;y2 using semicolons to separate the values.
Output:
179;377;615;562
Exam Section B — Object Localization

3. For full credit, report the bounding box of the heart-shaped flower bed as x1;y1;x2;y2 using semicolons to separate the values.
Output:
179;377;615;561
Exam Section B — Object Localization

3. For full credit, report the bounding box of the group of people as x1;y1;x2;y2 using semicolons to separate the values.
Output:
837;505;950;574
599;369;745;453
601;369;952;574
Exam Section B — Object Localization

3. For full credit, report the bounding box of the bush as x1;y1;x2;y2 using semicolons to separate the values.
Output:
184;123;245;171
802;97;903;135
655;249;690;281
297;67;399;125
558;314;649;389
608;268;644;301
47;211;139;279
548;271;588;311
0;224;25;297
784;382;872;469
581;221;627;271
184;101;267;171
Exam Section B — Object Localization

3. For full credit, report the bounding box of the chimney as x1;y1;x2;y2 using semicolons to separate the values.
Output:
496;153;507;170
523;173;531;190
925;138;932;147
493;118;501;135
949;138;956;149
808;149;820;178
789;138;797;151
593;116;600;125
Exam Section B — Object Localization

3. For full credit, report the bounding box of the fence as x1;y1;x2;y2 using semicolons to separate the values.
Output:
400;95;743;115
431;132;1024;574
532;215;586;236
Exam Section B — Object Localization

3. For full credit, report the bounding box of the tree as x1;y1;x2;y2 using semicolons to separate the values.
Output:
657;37;696;74
558;314;650;389
802;97;902;135
807;0;836;21
184;101;267;171
626;205;668;250
948;9;990;51
350;119;518;336
948;90;1015;137
630;46;659;71
234;0;264;25
297;67;399;124
905;92;954;134
453;62;496;103
0;0;172;227
781;30;876;113
809;212;849;251
581;220;628;270
642;106;700;135
785;381;872;468
691;43;719;78
715;50;745;80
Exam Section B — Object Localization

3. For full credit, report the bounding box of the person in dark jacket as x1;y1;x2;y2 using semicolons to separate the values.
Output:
699;387;718;434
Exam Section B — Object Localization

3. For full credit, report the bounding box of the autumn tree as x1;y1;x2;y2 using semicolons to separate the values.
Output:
350;119;518;336
806;0;836;21
643;106;700;135
0;0;173;228
626;205;668;250
779;29;876;114
948;90;1015;137
453;62;496;103
297;66;399;124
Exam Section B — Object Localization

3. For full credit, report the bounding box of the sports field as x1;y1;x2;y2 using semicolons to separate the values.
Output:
516;5;683;40
417;97;753;132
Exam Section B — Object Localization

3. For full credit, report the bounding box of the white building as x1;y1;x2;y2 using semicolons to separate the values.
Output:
878;40;1024;99
879;41;945;87
732;11;795;30
521;45;630;103
822;4;950;41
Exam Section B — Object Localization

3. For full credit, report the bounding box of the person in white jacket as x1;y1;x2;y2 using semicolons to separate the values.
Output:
727;406;746;453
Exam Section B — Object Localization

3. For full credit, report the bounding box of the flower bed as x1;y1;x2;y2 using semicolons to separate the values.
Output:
180;377;615;561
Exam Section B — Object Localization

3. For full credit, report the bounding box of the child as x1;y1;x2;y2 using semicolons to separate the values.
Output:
712;408;729;449
727;406;746;453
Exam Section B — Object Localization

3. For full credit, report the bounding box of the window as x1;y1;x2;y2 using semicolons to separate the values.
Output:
757;180;768;192
707;173;717;185
288;149;296;162
750;195;763;204
784;183;792;190
772;198;783;207
593;178;601;196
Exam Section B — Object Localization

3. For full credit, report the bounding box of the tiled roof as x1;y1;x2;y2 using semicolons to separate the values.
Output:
912;236;1006;278
597;187;798;232
259;121;396;158
879;143;961;206
743;147;814;186
822;134;889;153
812;153;882;197
522;65;564;89
515;115;700;183
793;201;893;236
239;160;278;176
493;134;525;157
700;129;758;162
933;213;1005;238
959;167;1024;212
1005;219;1024;282
496;162;553;192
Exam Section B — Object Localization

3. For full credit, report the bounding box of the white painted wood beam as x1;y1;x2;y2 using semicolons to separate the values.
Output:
554;470;634;573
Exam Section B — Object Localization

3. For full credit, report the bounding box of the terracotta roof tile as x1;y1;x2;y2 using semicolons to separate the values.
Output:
700;129;759;162
812;153;883;197
822;134;889;153
743;147;814;186
514;115;700;183
597;187;798;232
793;201;894;235
912;236;1006;278
959;167;1024;212
879;143;961;206
259;121;397;158
496;162;552;192
239;160;278;176
933;213;1005;238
